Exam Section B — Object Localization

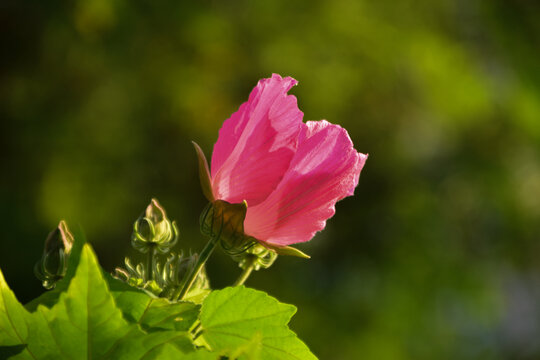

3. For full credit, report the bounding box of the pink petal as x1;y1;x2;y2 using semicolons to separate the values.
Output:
211;74;304;206
244;120;367;246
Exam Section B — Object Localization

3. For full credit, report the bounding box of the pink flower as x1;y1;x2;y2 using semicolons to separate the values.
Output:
203;74;367;247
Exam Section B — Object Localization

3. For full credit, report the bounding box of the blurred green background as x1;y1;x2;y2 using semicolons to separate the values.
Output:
1;0;540;358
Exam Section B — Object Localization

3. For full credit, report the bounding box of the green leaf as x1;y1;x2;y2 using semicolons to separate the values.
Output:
0;268;29;347
100;327;195;359
107;274;156;323
225;333;263;360
199;286;317;360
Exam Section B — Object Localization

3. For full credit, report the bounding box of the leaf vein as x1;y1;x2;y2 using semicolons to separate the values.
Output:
40;309;70;359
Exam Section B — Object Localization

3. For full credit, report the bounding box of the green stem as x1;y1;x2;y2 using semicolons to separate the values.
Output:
146;245;156;281
151;247;157;281
174;237;219;301
233;255;257;286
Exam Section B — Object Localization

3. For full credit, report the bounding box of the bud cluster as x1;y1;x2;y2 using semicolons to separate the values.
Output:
32;199;211;302
114;251;209;300
113;198;209;301
34;197;289;302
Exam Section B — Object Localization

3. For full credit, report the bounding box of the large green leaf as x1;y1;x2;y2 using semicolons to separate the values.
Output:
107;274;156;323
199;286;317;360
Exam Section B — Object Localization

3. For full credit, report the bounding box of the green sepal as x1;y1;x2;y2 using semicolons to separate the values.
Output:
192;141;215;202
201;199;253;252
262;242;311;259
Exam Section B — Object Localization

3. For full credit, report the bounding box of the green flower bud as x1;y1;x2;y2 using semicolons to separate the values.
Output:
132;198;179;254
34;220;74;289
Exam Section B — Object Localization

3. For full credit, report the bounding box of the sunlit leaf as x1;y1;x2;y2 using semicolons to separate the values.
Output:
199;286;317;360
0;268;29;348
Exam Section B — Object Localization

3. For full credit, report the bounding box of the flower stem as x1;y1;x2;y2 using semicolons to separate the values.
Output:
146;245;156;281
173;237;219;301
233;255;257;286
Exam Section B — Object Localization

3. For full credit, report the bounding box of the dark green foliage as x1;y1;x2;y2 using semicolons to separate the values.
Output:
0;242;316;359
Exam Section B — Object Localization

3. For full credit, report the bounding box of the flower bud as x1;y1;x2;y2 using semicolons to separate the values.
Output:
132;198;179;254
34;220;74;289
